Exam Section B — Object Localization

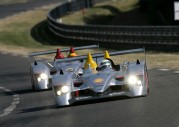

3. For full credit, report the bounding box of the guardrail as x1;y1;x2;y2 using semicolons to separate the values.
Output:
47;0;179;51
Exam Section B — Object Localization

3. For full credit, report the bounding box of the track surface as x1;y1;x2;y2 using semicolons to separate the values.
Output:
0;53;178;127
0;1;179;126
0;0;66;19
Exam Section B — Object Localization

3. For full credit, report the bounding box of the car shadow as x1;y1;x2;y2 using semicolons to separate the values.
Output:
71;96;131;107
18;96;132;114
13;88;34;94
2;88;34;97
18;104;57;114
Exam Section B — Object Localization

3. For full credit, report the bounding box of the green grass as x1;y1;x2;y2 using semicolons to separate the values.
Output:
0;31;40;47
60;0;139;25
0;22;36;47
0;5;58;48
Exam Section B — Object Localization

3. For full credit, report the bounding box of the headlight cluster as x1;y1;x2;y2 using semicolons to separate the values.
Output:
127;75;142;86
56;86;70;96
37;73;48;82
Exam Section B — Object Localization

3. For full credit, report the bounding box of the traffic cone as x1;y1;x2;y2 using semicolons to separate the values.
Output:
104;50;110;59
55;48;64;59
84;53;97;70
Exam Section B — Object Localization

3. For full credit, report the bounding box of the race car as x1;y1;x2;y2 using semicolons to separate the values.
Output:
28;45;99;91
51;48;149;106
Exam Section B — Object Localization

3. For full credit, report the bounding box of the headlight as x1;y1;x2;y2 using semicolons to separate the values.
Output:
127;75;142;86
40;73;48;80
57;90;62;96
137;80;142;86
128;76;137;85
37;77;41;82
61;86;69;93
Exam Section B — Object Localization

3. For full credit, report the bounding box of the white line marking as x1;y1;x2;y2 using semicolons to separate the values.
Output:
174;71;179;74
13;98;19;102
11;101;19;105
13;94;19;98
4;89;11;92
158;69;170;71
0;86;20;118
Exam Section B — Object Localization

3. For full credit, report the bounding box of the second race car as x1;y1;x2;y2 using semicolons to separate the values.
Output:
28;45;99;91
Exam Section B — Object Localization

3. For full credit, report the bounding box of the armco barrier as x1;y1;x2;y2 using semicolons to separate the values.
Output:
47;0;179;51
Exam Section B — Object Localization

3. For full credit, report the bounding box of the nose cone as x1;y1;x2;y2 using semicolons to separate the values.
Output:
55;48;64;59
84;53;97;70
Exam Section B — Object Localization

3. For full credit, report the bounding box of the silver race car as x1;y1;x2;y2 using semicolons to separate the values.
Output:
51;48;149;106
28;45;99;91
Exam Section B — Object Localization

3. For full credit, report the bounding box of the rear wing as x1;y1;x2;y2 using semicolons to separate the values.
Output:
28;45;99;57
55;48;145;63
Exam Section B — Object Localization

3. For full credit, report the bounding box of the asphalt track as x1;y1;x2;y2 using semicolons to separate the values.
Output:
0;52;178;127
0;0;66;19
0;0;179;126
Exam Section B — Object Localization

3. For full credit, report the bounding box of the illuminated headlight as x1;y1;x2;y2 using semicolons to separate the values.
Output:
40;73;48;80
127;75;142;86
57;90;62;96
137;80;142;86
61;86;69;93
37;77;41;82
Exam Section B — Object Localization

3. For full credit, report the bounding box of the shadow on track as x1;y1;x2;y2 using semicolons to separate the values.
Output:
12;88;34;94
2;88;34;96
18;96;132;114
19;104;57;114
71;96;131;107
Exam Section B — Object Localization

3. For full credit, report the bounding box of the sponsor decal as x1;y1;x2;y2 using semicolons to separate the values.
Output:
93;78;104;84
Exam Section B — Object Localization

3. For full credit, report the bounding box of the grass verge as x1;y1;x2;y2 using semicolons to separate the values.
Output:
61;0;139;25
